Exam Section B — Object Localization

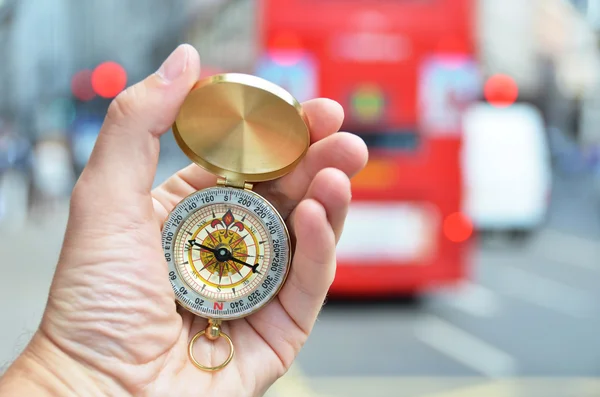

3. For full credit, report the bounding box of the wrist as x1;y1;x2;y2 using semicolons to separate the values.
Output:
0;330;130;397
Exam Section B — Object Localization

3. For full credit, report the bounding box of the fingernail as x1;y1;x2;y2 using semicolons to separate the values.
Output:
157;44;189;82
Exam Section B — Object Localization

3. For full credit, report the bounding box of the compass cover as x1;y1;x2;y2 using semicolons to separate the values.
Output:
173;73;310;184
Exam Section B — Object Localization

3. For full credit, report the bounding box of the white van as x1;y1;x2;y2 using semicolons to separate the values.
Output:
460;103;552;240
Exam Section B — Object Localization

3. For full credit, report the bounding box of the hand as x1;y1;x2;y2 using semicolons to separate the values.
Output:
0;45;367;396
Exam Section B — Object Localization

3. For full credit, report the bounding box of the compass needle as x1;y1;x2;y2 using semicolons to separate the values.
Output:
162;73;305;372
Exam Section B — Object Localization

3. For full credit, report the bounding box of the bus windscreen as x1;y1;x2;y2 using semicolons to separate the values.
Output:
352;131;420;151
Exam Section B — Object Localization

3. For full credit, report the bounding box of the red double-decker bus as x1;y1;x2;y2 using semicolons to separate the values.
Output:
255;0;479;297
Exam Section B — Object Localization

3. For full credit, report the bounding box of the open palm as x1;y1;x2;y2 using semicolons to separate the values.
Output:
32;44;367;397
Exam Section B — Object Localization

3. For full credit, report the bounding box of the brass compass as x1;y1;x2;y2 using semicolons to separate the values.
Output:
161;73;309;371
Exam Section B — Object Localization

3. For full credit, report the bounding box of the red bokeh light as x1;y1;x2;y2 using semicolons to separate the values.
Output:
71;69;96;101
91;61;127;98
484;74;519;108
443;212;473;243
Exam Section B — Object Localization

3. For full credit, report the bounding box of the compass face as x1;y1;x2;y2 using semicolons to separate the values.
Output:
162;187;291;319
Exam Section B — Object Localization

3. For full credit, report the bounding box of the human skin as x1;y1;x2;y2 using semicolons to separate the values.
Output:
0;44;368;396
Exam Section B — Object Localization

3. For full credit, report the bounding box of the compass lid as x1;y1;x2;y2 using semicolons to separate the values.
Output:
172;73;310;185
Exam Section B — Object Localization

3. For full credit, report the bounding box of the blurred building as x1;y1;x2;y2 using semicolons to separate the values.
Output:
572;0;600;147
478;0;600;101
0;0;17;117
185;0;256;73
0;0;200;134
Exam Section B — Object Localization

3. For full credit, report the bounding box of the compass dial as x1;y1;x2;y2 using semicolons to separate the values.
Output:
162;187;291;319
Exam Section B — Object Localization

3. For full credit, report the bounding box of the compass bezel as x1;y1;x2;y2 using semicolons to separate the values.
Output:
161;186;292;321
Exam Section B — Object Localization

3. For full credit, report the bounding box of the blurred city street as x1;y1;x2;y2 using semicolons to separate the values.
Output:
3;0;600;395
2;172;600;396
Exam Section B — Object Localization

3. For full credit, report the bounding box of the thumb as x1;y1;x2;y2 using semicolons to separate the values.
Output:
76;44;200;209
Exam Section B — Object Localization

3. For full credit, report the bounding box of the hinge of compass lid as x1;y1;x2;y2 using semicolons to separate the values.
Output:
217;177;254;190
